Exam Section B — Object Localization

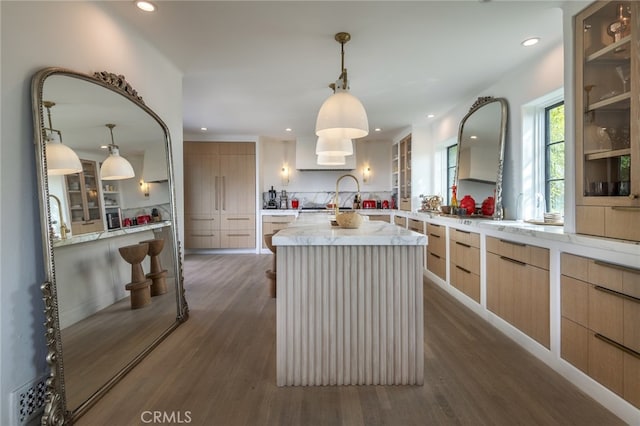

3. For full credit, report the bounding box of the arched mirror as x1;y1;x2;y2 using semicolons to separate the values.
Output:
455;96;508;219
31;68;188;424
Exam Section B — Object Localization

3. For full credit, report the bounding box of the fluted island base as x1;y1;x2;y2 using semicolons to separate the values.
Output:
275;239;425;386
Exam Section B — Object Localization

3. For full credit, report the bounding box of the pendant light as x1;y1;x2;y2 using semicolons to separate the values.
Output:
315;32;369;141
317;153;346;166
42;101;82;176
100;124;135;180
315;137;353;156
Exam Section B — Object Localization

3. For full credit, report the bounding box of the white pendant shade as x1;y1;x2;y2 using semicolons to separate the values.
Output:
317;153;346;166
100;145;135;180
315;137;353;156
315;89;369;140
45;133;82;176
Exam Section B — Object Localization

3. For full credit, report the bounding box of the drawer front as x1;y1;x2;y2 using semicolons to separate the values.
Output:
427;229;446;257
561;317;589;374
561;275;588;326
623;298;640;354
575;205;605;237
450;228;480;248
486;236;549;270
604;207;640;241
221;230;255;248
408;218;424;233
71;220;104;235
394;216;407;227
399;198;411;211
427;250;446;280
263;215;295;224
561;252;589;282
187;216;217;231
450;262;480;303
588;285;624;343
221;214;255;230
365;214;391;223
624;352;640;408
426;223;445;238
588;332;624;397
185;230;220;249
450;240;480;274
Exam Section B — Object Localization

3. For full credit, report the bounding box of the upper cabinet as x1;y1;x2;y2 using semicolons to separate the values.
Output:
399;134;412;211
65;159;104;235
575;1;640;241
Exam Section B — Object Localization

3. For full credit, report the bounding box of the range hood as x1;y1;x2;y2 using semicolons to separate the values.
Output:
295;136;356;171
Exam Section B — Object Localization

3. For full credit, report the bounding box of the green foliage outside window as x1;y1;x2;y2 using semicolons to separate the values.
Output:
546;102;565;214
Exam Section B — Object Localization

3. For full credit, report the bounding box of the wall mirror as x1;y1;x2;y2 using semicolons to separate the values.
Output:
455;96;508;219
31;67;188;424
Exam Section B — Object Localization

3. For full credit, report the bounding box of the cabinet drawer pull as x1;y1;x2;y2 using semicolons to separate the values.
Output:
611;206;640;211
594;333;640;360
429;233;441;238
499;239;526;247
594;285;640;304
594;259;640;275
500;255;526;266
429;252;441;260
430;224;441;228
455;229;471;234
228;233;250;237
455;265;471;274
82;221;95;225
227;217;250;221
191;233;215;237
455;241;471;248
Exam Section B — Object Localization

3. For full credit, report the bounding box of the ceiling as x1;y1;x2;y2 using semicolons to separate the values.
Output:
101;1;573;142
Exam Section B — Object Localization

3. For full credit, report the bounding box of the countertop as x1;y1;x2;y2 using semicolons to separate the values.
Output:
261;208;393;215
53;221;172;248
272;213;427;246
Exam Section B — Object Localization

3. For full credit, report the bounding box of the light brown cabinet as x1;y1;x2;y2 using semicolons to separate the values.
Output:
262;215;295;249
486;236;549;348
574;1;640;241
184;142;256;249
449;228;480;303
408;218;426;268
393;215;406;228
398;135;411;211
65;159;104;235
426;223;446;280
560;253;640;408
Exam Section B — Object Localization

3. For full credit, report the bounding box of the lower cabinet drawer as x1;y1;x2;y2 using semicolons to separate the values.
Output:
450;262;480;303
394;216;407;227
576;205;640;241
221;230;255;248
450;241;480;274
185;230;220;249
427;250;446;280
221;214;255;230
588;332;624;398
561;317;589;373
408;218;424;233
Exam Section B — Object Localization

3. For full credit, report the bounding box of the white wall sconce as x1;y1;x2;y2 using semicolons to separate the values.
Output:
363;166;371;183
281;165;290;186
139;180;150;197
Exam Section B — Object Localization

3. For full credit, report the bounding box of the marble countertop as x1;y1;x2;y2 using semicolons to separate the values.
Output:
261;208;394;215
272;214;427;246
53;221;172;248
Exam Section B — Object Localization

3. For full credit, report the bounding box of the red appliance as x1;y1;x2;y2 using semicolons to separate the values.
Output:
481;196;495;216
459;195;476;215
362;200;377;209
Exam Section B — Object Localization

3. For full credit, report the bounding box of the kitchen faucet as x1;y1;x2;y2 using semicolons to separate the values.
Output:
335;174;361;215
48;194;69;240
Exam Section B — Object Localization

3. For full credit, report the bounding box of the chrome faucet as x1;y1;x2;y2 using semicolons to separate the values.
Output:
335;174;361;215
48;194;69;240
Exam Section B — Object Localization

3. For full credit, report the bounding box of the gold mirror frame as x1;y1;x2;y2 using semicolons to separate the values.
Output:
455;96;508;219
31;67;189;424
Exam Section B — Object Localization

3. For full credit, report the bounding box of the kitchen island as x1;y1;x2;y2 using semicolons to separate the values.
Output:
272;214;427;386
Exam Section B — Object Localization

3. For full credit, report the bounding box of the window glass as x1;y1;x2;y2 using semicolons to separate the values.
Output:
446;144;457;204
545;102;565;214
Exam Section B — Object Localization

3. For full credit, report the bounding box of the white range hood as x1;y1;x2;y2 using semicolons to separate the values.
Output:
295;136;356;171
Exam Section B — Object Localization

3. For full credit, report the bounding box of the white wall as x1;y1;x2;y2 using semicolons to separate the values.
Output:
0;2;183;424
412;39;565;219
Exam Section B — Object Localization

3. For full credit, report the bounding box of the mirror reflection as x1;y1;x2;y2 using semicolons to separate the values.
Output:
455;96;507;219
34;69;187;422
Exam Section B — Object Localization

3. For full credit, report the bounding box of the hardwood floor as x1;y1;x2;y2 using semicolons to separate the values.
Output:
76;254;622;426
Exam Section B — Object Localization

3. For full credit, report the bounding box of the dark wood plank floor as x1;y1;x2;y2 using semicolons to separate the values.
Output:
76;253;622;426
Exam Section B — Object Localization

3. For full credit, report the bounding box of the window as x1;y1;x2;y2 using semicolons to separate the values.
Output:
446;144;457;204
544;102;564;214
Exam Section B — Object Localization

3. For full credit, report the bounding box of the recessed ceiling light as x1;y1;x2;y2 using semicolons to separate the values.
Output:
285;128;292;132
521;37;540;47
374;128;382;132
135;1;156;12
100;145;108;149
470;135;478;140
200;127;207;131
427;114;435;118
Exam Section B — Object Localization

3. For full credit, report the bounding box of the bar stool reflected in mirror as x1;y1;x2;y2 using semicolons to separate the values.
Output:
140;238;168;296
118;242;152;309
264;233;276;298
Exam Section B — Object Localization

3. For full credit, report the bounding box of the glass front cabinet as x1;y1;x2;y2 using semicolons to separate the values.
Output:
575;1;640;241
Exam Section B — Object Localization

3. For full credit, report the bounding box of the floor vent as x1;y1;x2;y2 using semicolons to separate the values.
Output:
12;376;47;425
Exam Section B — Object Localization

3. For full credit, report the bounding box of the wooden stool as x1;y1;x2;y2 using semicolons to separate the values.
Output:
140;238;168;296
264;233;276;298
119;243;152;309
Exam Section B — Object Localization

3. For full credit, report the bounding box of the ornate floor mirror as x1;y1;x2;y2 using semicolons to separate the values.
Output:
31;67;188;424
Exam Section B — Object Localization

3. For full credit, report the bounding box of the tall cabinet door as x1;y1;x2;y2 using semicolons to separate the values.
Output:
219;153;256;215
